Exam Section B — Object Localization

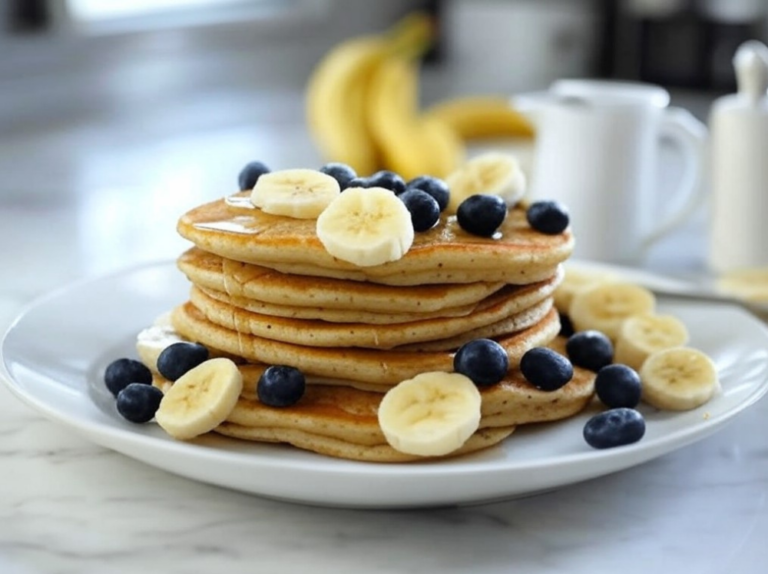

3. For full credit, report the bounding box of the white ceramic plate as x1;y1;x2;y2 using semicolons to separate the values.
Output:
2;261;768;509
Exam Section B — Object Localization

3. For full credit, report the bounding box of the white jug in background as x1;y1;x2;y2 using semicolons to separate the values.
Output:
512;80;708;265
709;41;768;273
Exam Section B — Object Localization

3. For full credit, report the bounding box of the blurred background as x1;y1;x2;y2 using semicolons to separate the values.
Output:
2;0;766;194
1;0;767;286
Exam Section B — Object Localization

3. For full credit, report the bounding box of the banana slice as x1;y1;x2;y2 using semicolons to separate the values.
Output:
554;266;617;314
251;168;340;219
378;372;481;457
614;313;690;371
717;267;768;302
155;358;243;440
136;312;186;373
639;347;719;411
569;282;656;340
316;186;414;267
445;152;526;213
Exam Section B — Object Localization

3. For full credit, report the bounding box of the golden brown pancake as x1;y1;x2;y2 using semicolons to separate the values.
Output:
177;193;573;285
220;364;594;435
188;284;553;350
147;343;594;462
170;301;561;385
178;247;509;315
213;424;516;463
197;285;478;324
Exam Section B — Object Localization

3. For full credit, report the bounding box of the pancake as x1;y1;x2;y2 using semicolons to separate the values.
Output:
189;284;554;350
213;424;516;463
179;247;507;314
198;285;478;324
177;193;574;285
221;361;594;435
147;342;594;462
171;301;561;385
194;264;562;325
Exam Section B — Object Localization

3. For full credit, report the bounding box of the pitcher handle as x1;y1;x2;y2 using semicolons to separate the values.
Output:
641;106;708;250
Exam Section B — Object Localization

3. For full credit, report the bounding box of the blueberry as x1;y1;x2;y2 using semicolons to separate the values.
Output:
104;358;152;398
566;330;613;372
453;339;509;387
157;342;209;382
257;365;306;407
116;383;164;424
319;162;357;190
559;312;575;337
367;170;406;194
595;364;642;409
456;194;507;237
237;161;270;190
347;176;372;189
526;200;570;234
583;407;645;449
407;176;450;211
520;347;574;391
399;189;440;232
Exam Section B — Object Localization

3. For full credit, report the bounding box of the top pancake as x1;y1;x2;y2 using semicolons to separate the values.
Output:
177;193;574;285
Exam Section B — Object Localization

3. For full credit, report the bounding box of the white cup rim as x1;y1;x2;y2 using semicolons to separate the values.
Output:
550;79;670;108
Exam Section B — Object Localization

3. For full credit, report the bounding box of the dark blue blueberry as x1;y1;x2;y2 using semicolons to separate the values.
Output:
559;312;575;338
399;189;440;232
407;176;450;211
367;170;406;194
104;358;153;398
157;342;209;382
257;365;306;407
595;364;642;409
347;176;372;189
583;408;645;449
520;347;574;391
454;339;509;387
566;330;613;372
237;161;270;190
526;200;570;234
319;163;357;190
456;194;507;237
116;383;164;423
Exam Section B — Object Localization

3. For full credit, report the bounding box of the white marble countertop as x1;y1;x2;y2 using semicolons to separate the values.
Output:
2;92;768;573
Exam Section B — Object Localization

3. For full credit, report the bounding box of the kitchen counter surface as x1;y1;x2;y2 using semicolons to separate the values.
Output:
1;74;767;573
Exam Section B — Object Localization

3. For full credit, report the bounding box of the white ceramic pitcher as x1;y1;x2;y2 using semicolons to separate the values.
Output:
512;80;708;265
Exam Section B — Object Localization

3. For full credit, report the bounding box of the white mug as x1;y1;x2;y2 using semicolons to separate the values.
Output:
512;80;708;265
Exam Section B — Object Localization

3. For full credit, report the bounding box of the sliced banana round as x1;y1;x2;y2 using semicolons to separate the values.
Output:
554;266;617;314
136;312;186;374
316;186;414;267
377;371;482;457
251;168;340;219
445;152;526;213
569;282;656;340
614;313;689;371
716;267;768;302
639;347;719;411
155;357;243;440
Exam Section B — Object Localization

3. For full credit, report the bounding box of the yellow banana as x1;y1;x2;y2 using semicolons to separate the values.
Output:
420;116;464;178
366;55;463;179
424;96;535;140
305;13;434;176
305;36;386;175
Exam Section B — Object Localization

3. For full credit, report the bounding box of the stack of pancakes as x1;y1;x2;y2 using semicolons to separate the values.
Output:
147;191;596;462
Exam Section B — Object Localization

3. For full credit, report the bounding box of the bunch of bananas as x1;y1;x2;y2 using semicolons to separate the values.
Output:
305;12;534;180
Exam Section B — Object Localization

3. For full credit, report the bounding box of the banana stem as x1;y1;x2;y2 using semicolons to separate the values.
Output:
386;12;435;61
